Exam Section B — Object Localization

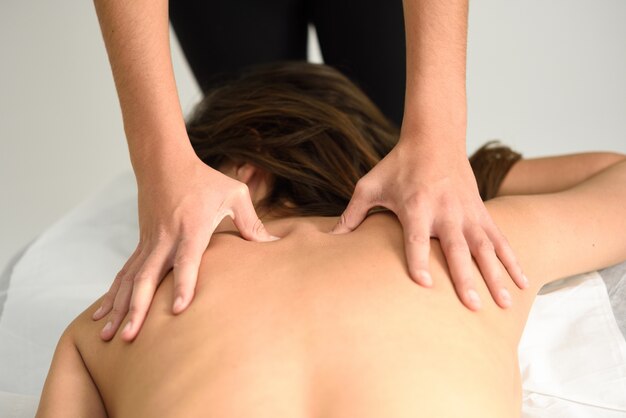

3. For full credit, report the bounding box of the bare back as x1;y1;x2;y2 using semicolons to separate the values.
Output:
69;212;534;418
37;159;626;418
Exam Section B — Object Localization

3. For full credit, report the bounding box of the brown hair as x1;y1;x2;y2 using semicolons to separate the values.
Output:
470;141;522;200
186;61;520;216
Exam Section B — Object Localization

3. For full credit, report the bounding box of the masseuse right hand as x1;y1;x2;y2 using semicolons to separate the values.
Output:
91;0;279;341
92;155;279;341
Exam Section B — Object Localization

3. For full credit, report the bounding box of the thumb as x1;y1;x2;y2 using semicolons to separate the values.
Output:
231;190;280;242
330;187;374;234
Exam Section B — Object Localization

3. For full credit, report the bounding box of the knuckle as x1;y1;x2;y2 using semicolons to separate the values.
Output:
173;254;192;269
100;295;113;309
355;177;370;189
444;240;467;254
152;227;170;245
115;267;128;281
407;233;429;246
121;273;134;284
338;211;357;231
104;285;118;298
110;306;126;317
127;304;143;316
437;219;459;233
451;273;476;293
405;193;422;208
452;274;472;288
354;178;372;196
133;273;151;284
178;222;198;240
488;224;509;244
235;183;250;199
252;217;266;236
488;275;503;288
474;238;494;253
438;195;458;213
494;236;512;254
105;283;117;297
172;259;186;270
483;267;502;284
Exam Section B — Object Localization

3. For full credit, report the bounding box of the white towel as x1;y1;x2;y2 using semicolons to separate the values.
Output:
519;272;626;417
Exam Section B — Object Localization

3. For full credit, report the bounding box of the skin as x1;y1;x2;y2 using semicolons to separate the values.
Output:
331;0;526;309
91;0;524;343
36;152;626;417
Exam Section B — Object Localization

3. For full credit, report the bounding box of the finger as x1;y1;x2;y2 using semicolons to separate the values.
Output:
397;205;433;287
466;225;511;309
93;244;141;321
171;236;208;314
120;242;175;341
330;179;378;234
230;184;280;242
437;222;481;311
485;222;529;290
100;248;147;341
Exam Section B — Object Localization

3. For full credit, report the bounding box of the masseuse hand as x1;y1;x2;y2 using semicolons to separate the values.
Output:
331;134;529;310
92;157;279;341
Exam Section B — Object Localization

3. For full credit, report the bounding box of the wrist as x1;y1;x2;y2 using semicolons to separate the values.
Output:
402;99;466;136
130;130;200;186
401;78;468;140
398;123;467;158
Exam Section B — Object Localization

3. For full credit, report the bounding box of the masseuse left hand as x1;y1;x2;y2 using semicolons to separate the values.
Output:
330;131;529;310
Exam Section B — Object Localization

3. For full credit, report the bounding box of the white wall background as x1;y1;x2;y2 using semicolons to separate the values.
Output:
1;1;625;272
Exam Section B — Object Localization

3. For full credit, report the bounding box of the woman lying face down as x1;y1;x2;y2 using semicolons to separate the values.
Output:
35;62;626;418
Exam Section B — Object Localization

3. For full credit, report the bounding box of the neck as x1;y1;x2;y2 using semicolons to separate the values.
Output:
215;211;341;238
257;206;392;238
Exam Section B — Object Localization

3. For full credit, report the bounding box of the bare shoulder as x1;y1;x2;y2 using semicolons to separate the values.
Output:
36;297;108;418
65;296;107;343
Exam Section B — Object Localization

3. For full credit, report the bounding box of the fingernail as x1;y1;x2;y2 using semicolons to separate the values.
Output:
416;270;433;287
173;296;185;313
522;274;530;288
269;235;280;241
467;289;481;309
92;306;103;319
122;321;133;336
499;288;512;308
101;321;112;335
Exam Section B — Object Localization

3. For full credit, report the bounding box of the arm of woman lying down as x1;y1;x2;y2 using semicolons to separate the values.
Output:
490;155;626;289
497;151;626;197
35;153;626;418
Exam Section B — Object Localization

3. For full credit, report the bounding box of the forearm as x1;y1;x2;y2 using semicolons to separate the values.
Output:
488;159;626;289
93;0;197;183
400;0;468;151
497;152;626;196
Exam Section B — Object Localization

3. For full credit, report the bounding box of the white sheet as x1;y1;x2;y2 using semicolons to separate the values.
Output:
520;273;626;416
1;169;625;417
0;391;37;418
0;171;137;396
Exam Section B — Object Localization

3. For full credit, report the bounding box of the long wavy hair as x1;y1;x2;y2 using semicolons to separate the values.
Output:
186;61;520;216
